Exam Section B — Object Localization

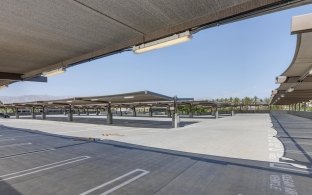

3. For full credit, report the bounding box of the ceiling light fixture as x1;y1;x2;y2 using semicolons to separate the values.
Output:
133;31;192;54
287;87;295;93
42;68;66;77
275;76;287;84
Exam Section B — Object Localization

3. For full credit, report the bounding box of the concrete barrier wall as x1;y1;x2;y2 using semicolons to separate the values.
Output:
288;111;312;119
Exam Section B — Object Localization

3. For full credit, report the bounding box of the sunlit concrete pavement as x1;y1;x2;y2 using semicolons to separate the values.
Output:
0;114;280;162
0;115;312;195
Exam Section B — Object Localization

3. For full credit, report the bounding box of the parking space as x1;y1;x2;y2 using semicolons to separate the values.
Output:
271;112;312;169
0;119;310;195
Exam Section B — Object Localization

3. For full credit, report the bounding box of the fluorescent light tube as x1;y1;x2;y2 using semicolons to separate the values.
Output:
287;87;295;93
42;68;65;77
275;76;287;84
133;31;191;54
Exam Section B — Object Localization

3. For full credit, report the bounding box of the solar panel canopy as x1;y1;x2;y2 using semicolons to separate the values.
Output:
0;0;310;87
271;13;312;105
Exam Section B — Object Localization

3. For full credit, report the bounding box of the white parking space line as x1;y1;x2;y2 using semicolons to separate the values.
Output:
0;148;55;159
80;169;150;195
0;142;32;149
0;156;91;181
270;162;312;174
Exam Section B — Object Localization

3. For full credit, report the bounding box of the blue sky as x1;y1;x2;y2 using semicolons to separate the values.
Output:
1;4;312;99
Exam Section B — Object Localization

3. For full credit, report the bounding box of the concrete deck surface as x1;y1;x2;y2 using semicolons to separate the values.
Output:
0;113;310;194
2;114;278;162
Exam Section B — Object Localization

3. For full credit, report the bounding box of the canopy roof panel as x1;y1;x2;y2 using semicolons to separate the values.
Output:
270;13;312;105
0;0;310;86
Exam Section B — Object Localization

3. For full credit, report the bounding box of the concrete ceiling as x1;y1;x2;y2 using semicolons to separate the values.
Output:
0;0;311;86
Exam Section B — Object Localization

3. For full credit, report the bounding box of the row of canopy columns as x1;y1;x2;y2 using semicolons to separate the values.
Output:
9;99;238;129
288;102;308;112
14;106;47;120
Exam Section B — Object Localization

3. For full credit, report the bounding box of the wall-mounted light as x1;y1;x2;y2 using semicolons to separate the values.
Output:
272;90;278;95
280;94;285;98
133;31;192;54
42;68;65;77
124;96;134;99
287;87;295;93
275;76;287;84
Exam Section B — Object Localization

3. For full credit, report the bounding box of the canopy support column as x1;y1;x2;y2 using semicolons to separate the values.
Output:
149;106;153;117
107;104;113;124
31;107;36;119
189;104;193;118
215;107;219;119
42;106;46;120
15;108;19;119
172;96;180;128
133;106;136;117
68;106;73;122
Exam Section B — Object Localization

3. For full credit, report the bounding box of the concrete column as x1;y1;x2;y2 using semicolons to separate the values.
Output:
77;109;81;116
172;113;180;128
4;108;7;115
189;104;193;118
149;106;153;117
42;106;46;120
31;107;36;119
231;109;234;116
107;104;113;124
86;108;89;116
96;108;99;116
215;107;219;119
119;106;122;116
167;106;171;118
133;106;136;117
68;106;73;121
172;96;180;128
15;108;19;119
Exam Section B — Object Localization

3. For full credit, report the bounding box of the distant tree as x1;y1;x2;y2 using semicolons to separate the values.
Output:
233;97;240;105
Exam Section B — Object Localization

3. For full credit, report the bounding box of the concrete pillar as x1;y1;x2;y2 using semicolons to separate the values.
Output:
4;108;7;115
172;113;180;128
133;106;136;117
68;106;73;121
107;104;113;124
167;106;171;118
231;109;234;116
15;108;19;119
77;109;81;116
31;107;36;119
119;106;122;116
215;107;219;119
172;96;180;128
96;108;99;116
86;108;89;116
189;104;193;118
149;106;153;117
42;106;46;120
